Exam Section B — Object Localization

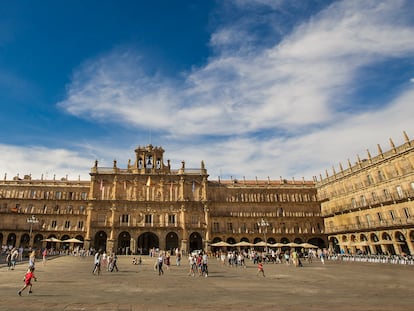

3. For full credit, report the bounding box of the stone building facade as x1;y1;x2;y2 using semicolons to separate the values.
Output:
0;144;325;254
316;132;414;256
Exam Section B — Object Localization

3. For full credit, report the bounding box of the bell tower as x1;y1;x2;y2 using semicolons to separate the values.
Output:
133;144;170;174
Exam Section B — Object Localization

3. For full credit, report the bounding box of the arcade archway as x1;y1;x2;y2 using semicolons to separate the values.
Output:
165;232;179;252
118;231;131;254
137;232;159;254
94;231;107;251
7;233;16;247
189;232;202;251
20;234;30;248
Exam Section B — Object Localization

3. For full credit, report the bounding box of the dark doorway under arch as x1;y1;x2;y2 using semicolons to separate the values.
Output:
308;237;326;249
94;231;107;251
118;231;131;254
165;232;179;252
189;232;202;252
137;232;159;255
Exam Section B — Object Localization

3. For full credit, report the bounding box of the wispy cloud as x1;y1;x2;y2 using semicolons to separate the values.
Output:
5;0;414;181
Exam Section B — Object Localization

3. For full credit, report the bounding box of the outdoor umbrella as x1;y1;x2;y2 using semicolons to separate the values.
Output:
41;237;62;242
234;241;253;247
210;241;231;247
300;242;319;248
62;238;84;243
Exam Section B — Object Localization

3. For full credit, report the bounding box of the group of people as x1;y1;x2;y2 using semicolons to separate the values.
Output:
188;251;209;277
92;250;119;275
5;247;19;270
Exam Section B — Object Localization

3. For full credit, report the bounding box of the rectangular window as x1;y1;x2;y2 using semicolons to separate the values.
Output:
51;220;57;228
366;175;373;185
213;222;220;232
168;214;176;225
389;210;396;221
145;214;152;224
377;212;383;221
81;192;88;200
30;190;36;199
378;171;385;182
383;189;390;199
227;222;233;231
403;208;411;218
365;214;372;225
396;186;404;199
351;198;357;208
191;215;199;225
78;221;84;229
371;192;378;202
121;214;129;223
355;216;361;225
241;222;247;232
360;195;367;207
97;214;106;224
64;220;70;228
55;191;62;199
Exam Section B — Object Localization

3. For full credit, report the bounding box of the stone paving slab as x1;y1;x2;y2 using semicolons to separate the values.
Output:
1;255;413;311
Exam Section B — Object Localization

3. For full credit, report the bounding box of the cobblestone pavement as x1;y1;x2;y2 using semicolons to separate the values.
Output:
1;255;413;311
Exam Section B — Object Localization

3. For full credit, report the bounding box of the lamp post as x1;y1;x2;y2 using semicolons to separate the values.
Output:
27;215;39;247
257;218;269;253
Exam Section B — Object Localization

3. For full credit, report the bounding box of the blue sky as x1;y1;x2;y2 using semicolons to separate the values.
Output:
1;0;414;181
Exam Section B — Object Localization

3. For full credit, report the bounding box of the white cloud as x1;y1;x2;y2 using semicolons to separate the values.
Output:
4;0;414;182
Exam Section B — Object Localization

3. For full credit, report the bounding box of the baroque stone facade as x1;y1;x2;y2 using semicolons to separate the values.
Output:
316;132;414;256
0;144;325;254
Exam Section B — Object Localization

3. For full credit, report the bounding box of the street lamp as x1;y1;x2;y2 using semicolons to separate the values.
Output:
27;215;39;246
257;218;269;253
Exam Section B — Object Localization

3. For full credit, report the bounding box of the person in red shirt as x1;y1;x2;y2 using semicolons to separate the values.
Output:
18;266;37;296
257;261;265;277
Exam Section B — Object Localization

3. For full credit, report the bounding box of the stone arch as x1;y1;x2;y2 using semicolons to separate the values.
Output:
94;231;108;251
307;237;326;249
7;233;17;247
294;238;303;244
370;233;382;254
189;232;203;252
240;237;250;243
33;234;43;249
267;237;276;244
280;237;290;244
226;237;236;245
20;233;30;248
370;233;379;242
395;230;410;255
165;231;179;252
137;232;159;255
61;234;70;250
75;235;84;241
118;231;131;254
253;237;262;244
382;232;392;240
211;237;222;243
330;236;340;253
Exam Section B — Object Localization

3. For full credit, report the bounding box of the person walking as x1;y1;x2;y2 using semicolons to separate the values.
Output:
18;266;37;296
157;253;164;275
93;250;102;275
110;254;119;272
257;261;265;277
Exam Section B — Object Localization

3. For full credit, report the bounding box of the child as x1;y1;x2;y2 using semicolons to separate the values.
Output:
257;261;265;277
18;266;37;296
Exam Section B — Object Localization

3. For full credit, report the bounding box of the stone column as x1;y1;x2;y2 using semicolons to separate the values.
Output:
84;202;94;250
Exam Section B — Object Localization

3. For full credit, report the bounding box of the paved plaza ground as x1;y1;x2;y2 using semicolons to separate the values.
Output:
1;254;413;311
